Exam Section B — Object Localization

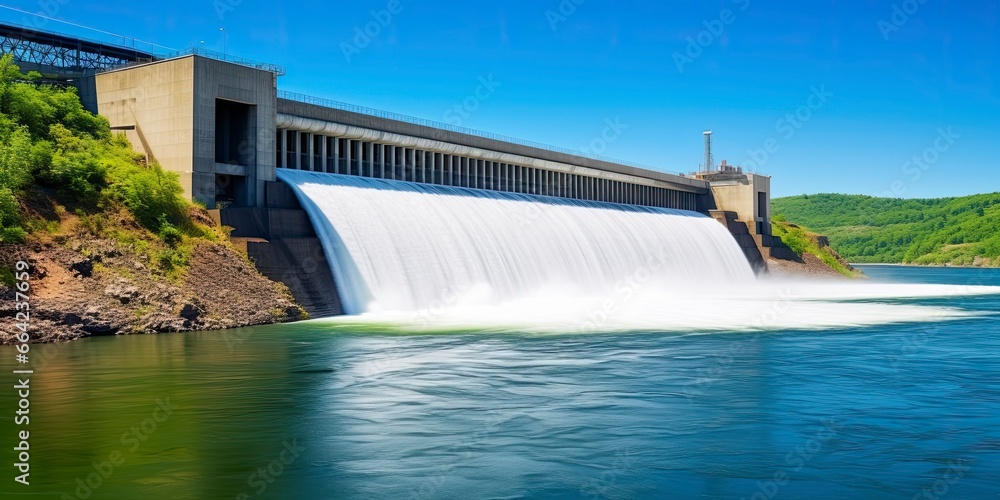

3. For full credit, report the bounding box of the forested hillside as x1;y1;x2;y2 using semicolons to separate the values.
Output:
772;193;1000;266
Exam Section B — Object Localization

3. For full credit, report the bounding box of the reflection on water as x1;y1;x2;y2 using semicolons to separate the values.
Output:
1;266;999;499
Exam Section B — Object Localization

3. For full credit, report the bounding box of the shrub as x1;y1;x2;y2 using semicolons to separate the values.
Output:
158;216;184;247
0;187;24;242
0;267;15;288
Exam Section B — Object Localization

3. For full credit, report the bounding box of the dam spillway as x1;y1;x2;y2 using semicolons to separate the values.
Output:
0;20;779;316
276;169;755;315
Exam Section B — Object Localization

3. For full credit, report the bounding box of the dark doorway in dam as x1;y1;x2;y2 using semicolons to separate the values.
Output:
757;191;768;234
215;99;254;166
215;174;247;208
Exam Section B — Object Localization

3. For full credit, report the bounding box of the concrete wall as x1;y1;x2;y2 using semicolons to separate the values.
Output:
193;57;277;207
706;173;771;235
96;57;196;198
96;56;277;207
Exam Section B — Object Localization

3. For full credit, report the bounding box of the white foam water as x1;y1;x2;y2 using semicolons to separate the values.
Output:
277;170;1000;333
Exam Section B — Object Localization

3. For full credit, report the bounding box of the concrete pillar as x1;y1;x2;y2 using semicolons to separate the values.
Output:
292;131;301;169
342;140;351;175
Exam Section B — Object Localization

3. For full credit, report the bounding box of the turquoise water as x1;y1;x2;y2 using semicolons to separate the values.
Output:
3;266;1000;499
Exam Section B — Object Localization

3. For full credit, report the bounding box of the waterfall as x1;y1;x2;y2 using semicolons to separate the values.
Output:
276;170;756;315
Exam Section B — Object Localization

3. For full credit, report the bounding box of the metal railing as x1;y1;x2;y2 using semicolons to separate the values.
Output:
98;46;286;76
278;90;683;176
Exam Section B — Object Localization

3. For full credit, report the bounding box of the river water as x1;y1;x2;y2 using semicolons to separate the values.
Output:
2;265;999;499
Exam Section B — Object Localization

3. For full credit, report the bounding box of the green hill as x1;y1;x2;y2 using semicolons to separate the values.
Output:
771;193;1000;266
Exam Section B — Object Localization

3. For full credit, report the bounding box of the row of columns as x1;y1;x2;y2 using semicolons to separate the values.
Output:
276;129;696;211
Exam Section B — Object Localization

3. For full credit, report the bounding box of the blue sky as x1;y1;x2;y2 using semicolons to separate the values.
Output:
1;0;996;198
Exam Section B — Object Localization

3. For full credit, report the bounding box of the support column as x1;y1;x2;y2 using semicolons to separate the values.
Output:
343;140;351;175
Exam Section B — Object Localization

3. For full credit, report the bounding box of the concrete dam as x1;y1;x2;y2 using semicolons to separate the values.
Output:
2;22;786;318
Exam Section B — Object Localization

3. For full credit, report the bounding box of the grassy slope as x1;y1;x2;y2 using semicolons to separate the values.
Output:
771;218;864;278
0;53;211;271
772;193;1000;266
